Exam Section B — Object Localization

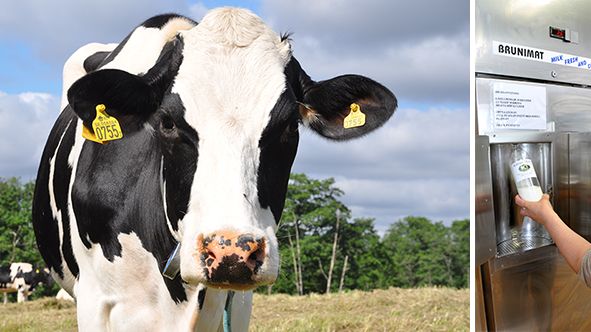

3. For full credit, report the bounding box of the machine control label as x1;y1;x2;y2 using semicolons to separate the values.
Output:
493;82;546;130
494;41;591;70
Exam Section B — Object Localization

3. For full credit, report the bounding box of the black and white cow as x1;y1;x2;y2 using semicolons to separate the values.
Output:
0;263;51;303
32;8;396;331
0;265;14;304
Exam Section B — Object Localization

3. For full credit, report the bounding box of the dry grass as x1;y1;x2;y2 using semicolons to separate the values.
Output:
0;287;468;331
251;287;469;332
0;298;77;332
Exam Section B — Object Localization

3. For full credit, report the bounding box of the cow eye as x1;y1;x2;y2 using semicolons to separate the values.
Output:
161;115;175;131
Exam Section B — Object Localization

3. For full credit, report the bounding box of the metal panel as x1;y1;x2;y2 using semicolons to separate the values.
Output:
475;267;488;332
476;0;591;85
475;136;496;266
476;77;591;135
487;250;591;331
569;133;591;240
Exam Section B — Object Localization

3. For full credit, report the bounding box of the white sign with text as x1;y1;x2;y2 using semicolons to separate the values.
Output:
493;82;546;130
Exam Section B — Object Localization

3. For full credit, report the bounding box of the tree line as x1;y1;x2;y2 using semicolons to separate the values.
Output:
0;174;468;297
269;173;468;294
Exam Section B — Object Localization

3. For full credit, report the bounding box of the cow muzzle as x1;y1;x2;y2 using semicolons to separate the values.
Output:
192;230;268;289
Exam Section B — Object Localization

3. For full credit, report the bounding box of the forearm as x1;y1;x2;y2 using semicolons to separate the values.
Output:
544;212;591;273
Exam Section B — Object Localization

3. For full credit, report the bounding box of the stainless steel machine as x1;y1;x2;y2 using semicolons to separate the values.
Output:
476;0;591;330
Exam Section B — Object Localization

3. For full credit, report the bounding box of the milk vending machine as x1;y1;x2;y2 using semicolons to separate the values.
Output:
476;0;591;330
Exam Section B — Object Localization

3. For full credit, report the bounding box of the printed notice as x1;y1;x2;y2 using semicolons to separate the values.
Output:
493;82;546;130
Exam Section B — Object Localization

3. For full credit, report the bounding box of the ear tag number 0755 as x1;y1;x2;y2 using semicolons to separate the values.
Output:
343;103;366;129
91;104;123;143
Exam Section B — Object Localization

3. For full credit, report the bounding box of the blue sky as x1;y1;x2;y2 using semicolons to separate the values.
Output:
0;0;261;95
0;0;469;232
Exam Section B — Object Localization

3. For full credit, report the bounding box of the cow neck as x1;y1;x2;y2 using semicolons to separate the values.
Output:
162;245;236;332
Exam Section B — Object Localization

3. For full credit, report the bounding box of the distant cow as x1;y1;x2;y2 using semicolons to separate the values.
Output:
32;7;396;331
0;265;14;304
0;263;52;303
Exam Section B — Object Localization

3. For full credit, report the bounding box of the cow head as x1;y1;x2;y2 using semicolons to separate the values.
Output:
67;8;396;290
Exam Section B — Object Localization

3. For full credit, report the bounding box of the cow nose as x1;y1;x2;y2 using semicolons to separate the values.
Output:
197;231;266;286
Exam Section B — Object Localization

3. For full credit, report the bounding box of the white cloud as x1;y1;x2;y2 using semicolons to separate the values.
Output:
292;106;469;230
261;0;468;47
0;91;60;180
286;33;469;104
337;177;469;233
261;0;469;104
294;107;469;179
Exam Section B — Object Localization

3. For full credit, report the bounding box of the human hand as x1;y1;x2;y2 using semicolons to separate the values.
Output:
514;194;557;226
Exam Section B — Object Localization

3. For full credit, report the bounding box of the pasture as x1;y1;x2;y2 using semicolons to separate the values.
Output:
0;287;468;331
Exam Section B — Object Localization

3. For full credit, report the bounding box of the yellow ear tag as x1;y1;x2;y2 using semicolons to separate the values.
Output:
343;103;366;129
90;104;123;143
82;124;104;144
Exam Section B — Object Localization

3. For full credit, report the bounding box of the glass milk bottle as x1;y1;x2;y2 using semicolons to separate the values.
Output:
510;144;543;202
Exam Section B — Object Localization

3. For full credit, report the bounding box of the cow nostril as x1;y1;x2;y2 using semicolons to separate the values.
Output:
247;248;263;263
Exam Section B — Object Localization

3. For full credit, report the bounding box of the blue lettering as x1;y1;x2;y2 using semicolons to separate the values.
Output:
579;60;588;67
565;56;579;64
551;55;563;63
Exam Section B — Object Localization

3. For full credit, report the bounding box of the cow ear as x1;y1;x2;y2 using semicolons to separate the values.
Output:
67;37;183;134
286;58;397;141
299;74;397;141
67;69;159;132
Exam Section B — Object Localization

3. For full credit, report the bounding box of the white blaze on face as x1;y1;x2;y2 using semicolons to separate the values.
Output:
175;8;291;284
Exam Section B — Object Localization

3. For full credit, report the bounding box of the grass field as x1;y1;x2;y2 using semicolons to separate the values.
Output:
0;287;468;331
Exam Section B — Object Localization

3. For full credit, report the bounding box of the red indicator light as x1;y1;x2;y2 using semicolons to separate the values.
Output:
550;26;567;41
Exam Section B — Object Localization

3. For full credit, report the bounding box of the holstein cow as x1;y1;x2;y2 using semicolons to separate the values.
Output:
32;8;396;331
0;263;52;303
0;265;13;304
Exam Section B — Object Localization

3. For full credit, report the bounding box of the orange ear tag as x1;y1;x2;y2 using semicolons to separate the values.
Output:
343;103;366;129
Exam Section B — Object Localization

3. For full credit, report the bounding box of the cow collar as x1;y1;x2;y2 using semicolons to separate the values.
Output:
162;243;236;332
223;291;235;332
162;242;181;279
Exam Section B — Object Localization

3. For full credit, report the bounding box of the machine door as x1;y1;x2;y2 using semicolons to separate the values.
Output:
569;133;591;240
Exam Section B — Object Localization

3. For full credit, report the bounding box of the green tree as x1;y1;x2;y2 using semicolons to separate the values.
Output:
263;174;470;294
382;216;469;289
383;216;451;287
450;219;469;288
0;177;41;266
336;217;388;291
272;173;350;294
270;174;395;295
